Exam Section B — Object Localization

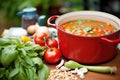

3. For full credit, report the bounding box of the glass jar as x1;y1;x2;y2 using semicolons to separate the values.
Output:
18;8;38;29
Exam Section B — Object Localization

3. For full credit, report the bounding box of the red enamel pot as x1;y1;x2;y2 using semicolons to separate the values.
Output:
47;11;120;64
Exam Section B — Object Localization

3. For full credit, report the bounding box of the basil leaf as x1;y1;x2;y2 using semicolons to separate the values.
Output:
5;70;10;79
0;68;6;78
18;48;27;56
32;57;43;68
23;55;34;67
76;20;83;24
1;45;18;67
83;26;92;32
15;58;20;69
8;38;24;47
69;21;73;24
0;48;2;64
24;42;41;51
0;38;24;48
73;26;80;30
0;38;10;46
25;67;37;80
39;50;44;57
19;67;27;80
13;65;27;80
38;64;50;80
9;68;19;78
27;51;38;57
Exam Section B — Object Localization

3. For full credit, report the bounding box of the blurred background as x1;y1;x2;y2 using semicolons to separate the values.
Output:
0;0;120;35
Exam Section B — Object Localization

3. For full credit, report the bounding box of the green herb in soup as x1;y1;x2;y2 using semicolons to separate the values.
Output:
60;19;118;37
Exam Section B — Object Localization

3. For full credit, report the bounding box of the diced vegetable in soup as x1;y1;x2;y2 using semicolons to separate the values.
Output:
60;20;118;37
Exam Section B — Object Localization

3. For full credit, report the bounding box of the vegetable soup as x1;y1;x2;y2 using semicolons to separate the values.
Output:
60;20;118;37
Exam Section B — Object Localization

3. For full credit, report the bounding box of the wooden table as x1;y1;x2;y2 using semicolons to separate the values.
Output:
2;28;120;80
48;50;120;80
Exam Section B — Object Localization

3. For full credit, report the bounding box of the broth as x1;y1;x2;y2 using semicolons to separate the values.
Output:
60;19;118;37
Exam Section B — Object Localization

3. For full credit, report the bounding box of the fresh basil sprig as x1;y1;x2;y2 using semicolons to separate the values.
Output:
0;37;50;80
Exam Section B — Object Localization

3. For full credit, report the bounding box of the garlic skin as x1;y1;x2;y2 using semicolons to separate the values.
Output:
70;67;88;79
59;66;70;71
56;59;64;69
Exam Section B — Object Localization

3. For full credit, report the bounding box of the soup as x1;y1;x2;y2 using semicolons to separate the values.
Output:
60;19;118;37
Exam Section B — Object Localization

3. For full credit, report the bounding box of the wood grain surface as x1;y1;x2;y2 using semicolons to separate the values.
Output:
48;50;120;80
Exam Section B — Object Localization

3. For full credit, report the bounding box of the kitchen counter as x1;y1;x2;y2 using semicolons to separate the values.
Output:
47;50;120;80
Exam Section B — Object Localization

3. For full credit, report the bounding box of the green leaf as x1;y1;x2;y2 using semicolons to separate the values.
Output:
0;48;2;64
1;45;18;67
83;26;92;32
39;50;44;57
73;26;80;30
9;68;19;78
27;51;38;57
18;48;27;56
15;58;20;69
24;42;41;51
0;38;24;47
30;0;41;7
69;21;73;24
23;55;34;67
32;57;43;68
0;38;10;46
24;67;37;80
8;38;24;46
76;20;83;24
0;68;6;78
38;64;50;80
14;65;27;80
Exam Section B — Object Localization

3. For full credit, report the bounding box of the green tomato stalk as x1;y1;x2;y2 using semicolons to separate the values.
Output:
64;60;117;74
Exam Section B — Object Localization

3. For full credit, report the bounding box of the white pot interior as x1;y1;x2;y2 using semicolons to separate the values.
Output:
56;11;120;29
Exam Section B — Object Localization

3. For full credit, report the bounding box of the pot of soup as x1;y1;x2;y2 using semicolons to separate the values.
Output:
47;11;120;64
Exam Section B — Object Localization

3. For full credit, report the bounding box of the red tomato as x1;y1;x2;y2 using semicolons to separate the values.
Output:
44;48;61;64
46;39;58;48
34;32;47;46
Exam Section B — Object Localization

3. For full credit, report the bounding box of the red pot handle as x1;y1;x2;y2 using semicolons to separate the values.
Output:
101;37;120;43
47;15;59;28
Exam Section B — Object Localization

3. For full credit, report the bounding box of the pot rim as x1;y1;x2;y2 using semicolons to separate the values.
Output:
55;11;120;38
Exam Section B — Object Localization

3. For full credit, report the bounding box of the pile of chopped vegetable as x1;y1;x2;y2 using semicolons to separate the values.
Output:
61;19;118;37
0;37;50;80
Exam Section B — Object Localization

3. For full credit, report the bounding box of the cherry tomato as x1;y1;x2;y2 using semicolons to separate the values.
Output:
34;32;47;46
44;48;61;64
46;38;58;48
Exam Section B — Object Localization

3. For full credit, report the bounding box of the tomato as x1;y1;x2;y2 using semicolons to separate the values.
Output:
46;39;58;48
34;32;47;46
44;48;61;64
